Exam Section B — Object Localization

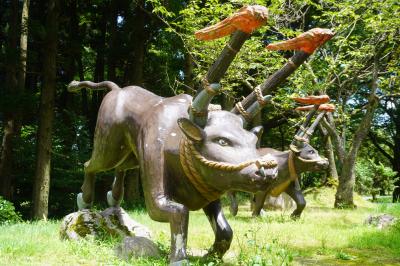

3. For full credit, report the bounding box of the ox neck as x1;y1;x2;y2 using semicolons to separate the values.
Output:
179;138;223;203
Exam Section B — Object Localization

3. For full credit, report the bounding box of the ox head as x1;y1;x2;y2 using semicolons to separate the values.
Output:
290;110;329;171
177;84;278;197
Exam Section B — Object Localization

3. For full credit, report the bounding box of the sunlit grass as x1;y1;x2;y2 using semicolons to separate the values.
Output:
1;188;399;265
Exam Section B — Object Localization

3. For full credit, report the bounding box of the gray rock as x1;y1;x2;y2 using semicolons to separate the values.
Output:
60;207;151;240
365;214;397;229
263;193;295;211
116;236;162;259
100;207;151;238
59;209;103;240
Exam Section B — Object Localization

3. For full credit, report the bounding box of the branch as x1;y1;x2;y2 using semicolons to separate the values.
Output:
320;116;345;163
348;56;380;159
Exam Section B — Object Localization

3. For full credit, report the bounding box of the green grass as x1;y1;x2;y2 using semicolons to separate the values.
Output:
1;188;400;265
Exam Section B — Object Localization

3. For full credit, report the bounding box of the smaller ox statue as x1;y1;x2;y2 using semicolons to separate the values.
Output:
229;100;333;219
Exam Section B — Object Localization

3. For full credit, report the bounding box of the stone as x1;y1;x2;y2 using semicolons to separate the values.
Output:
59;209;103;240
116;236;162;259
365;214;397;230
60;207;151;240
263;193;295;211
100;207;151;238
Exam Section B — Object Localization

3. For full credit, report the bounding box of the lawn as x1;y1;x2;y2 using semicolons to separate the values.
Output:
1;188;399;265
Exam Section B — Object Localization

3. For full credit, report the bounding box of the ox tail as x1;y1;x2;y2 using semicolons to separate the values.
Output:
68;80;120;92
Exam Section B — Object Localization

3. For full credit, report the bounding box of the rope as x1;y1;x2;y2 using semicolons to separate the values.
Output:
202;79;218;95
254;86;267;106
294;134;309;143
189;104;208;117
226;43;238;54
287;58;298;68
235;102;252;122
180;138;221;202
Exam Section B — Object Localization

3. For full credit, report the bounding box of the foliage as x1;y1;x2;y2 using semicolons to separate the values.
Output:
355;158;398;198
0;196;22;225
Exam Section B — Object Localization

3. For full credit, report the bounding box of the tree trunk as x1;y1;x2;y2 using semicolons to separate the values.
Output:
33;0;59;220
335;155;356;208
124;0;146;86
0;0;30;200
334;58;379;208
325;136;338;180
183;52;194;93
123;0;146;205
89;5;107;138
393;120;400;186
107;0;118;82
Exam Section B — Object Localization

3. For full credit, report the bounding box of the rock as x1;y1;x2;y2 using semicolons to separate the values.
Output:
60;207;151;240
100;207;151;238
60;209;103;240
263;193;295;211
365;214;397;229
116;236;162;259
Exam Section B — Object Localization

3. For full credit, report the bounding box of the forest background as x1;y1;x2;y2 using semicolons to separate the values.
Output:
0;0;399;221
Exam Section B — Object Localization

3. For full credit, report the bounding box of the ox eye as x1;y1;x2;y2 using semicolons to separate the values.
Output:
215;138;230;146
308;150;315;154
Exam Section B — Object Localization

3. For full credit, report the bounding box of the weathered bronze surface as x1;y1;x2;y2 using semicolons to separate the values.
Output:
67;5;281;265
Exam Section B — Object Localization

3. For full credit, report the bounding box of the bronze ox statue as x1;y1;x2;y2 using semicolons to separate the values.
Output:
68;5;334;265
68;6;280;265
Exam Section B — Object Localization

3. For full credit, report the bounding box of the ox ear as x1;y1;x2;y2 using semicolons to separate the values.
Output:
177;118;205;143
250;125;264;148
250;125;264;138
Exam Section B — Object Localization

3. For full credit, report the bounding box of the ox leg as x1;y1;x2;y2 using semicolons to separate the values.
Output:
227;191;238;216
139;134;190;264
203;200;233;259
107;170;125;207
107;153;139;207
252;191;268;216
77;161;97;209
145;194;189;265
285;180;306;219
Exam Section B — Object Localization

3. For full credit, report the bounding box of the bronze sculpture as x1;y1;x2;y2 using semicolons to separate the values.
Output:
68;5;334;264
69;6;280;265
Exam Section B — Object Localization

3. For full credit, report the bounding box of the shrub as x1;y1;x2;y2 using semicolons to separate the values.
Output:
0;196;22;225
355;159;398;200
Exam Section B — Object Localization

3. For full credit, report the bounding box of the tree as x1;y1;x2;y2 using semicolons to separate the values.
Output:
313;0;399;207
0;0;30;200
32;0;59;219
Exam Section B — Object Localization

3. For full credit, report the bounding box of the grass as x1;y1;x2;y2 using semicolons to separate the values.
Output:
1;187;400;265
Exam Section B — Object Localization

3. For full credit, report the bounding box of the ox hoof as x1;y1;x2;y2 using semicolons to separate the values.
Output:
169;259;189;266
107;191;122;207
77;193;92;210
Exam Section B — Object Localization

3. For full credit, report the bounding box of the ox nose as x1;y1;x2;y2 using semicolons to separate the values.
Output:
256;166;267;178
255;159;278;179
317;159;329;170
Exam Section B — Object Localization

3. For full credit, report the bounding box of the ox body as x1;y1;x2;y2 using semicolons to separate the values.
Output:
251;145;328;218
69;81;278;265
229;143;328;218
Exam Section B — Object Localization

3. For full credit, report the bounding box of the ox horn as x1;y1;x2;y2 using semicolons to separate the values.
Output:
232;86;272;126
190;5;268;127
231;28;334;115
290;105;320;152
